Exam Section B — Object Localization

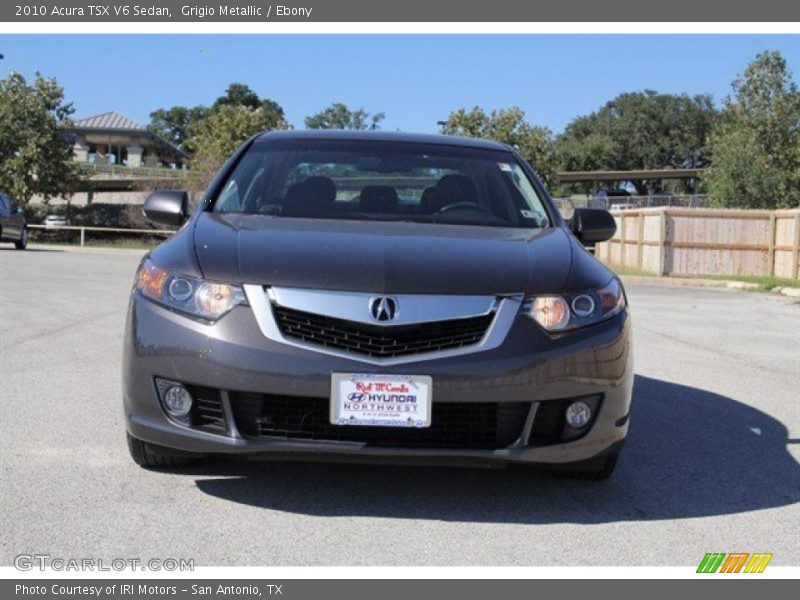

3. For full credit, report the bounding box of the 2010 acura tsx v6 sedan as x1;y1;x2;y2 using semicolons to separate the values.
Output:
123;131;632;479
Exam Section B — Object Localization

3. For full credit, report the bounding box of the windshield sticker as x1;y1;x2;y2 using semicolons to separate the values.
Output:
520;209;538;219
497;162;513;172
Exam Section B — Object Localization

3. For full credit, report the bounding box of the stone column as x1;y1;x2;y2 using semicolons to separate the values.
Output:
128;142;143;167
73;135;89;162
95;144;108;164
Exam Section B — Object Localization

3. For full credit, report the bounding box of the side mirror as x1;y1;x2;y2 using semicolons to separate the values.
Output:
143;190;189;227
571;208;617;245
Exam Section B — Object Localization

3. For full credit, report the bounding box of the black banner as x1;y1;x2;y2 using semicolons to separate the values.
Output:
3;579;794;600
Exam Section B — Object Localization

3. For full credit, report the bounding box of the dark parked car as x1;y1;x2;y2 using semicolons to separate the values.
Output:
123;131;632;479
595;188;631;201
595;188;634;210
0;193;28;249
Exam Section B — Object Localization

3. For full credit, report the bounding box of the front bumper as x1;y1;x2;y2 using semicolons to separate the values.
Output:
123;292;633;465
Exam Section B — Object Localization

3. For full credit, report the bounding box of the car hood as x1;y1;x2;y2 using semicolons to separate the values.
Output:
193;212;572;295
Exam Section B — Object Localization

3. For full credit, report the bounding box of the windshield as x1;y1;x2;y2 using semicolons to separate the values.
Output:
211;139;551;228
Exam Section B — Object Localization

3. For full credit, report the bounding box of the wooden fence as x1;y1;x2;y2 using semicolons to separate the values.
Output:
594;208;800;279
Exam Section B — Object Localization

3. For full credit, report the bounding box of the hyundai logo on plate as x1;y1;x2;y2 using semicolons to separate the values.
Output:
369;296;398;322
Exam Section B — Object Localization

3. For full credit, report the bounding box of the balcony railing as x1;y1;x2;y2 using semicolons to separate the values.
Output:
77;162;194;178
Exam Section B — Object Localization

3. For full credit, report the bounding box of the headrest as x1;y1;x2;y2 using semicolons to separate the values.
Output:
282;176;337;217
359;186;399;213
431;174;479;212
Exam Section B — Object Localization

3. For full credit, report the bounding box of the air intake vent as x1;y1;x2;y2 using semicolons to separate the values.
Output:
189;386;227;435
230;392;530;450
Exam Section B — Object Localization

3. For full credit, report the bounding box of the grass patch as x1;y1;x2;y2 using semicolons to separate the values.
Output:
698;274;800;290
603;264;656;278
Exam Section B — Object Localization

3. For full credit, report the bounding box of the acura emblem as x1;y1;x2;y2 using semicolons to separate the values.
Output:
369;296;398;322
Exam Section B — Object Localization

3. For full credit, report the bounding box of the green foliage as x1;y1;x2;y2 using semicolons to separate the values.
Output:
555;91;718;194
148;105;210;149
304;103;385;130
0;72;81;205
441;106;557;186
706;51;800;208
185;104;290;189
212;83;288;128
214;83;262;110
147;83;291;187
148;82;287;158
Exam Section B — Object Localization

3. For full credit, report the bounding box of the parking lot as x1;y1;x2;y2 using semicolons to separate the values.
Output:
1;246;798;566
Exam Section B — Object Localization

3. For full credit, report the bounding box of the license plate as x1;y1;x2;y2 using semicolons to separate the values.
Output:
330;373;432;428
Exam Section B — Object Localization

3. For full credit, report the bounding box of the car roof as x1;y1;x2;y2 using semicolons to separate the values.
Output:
256;129;513;152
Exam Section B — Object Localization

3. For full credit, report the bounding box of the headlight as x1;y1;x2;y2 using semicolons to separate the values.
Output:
135;259;247;321
531;296;570;331
529;278;626;332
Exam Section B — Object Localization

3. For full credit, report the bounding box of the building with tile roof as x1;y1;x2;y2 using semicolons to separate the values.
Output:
68;111;187;168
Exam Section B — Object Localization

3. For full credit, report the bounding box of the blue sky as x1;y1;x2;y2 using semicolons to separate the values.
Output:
1;35;798;133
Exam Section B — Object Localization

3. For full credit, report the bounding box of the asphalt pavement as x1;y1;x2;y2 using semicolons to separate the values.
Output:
1;245;798;566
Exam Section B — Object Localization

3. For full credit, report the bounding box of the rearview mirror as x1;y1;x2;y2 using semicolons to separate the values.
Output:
571;208;617;245
143;190;189;227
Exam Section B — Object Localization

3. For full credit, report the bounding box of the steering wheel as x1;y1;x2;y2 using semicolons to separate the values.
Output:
436;202;493;215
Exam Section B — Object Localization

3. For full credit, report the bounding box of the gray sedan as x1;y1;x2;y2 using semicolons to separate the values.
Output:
122;131;632;479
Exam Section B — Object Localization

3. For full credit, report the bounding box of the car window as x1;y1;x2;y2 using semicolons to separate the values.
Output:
211;139;551;229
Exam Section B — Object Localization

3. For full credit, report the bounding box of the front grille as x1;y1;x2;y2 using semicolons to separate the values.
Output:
230;392;529;449
272;305;493;359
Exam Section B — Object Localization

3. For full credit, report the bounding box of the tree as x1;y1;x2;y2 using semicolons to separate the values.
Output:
304;103;385;130
185;104;290;189
213;83;262;110
213;83;287;127
148;105;210;149
0;72;81;205
149;83;287;154
441;106;557;186
706;51;800;208
555;91;718;194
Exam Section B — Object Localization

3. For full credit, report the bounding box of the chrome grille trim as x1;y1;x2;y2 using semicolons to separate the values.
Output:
243;285;522;366
267;286;497;327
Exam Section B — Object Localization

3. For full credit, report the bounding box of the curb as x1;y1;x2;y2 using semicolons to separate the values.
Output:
619;275;757;289
28;243;148;256
620;274;800;297
772;286;800;298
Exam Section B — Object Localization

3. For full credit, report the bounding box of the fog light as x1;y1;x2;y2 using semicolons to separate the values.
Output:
565;400;592;428
163;384;193;418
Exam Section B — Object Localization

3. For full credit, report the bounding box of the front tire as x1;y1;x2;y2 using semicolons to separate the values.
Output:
126;433;194;469
15;227;27;250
